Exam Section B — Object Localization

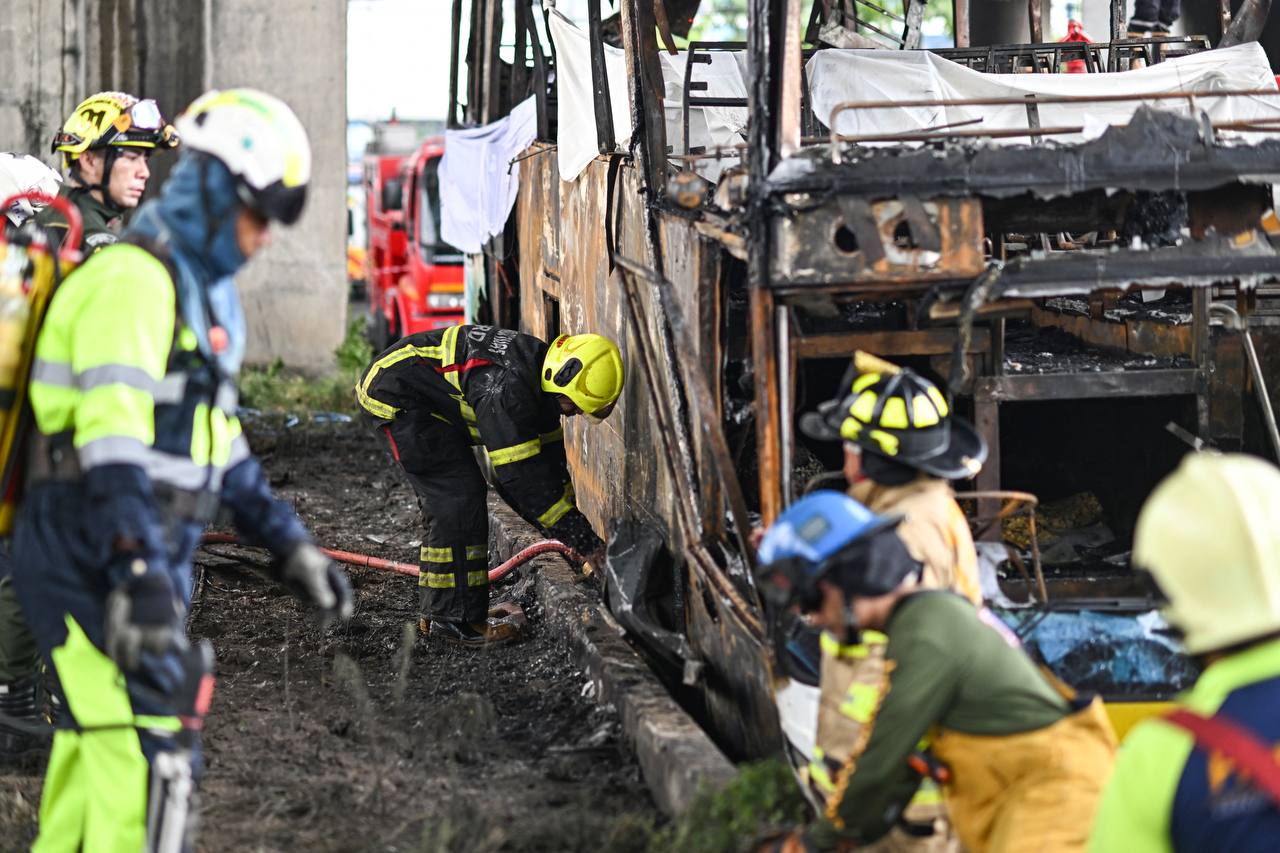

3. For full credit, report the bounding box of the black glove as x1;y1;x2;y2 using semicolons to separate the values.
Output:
104;565;182;671
281;543;353;621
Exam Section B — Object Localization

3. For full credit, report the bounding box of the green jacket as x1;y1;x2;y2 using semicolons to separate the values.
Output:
814;592;1070;845
1089;638;1280;852
31;184;122;254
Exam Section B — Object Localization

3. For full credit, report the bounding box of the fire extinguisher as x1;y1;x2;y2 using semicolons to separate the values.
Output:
1059;20;1091;73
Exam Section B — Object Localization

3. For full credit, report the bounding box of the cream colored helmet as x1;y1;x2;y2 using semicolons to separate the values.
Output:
0;153;61;226
1133;453;1280;654
175;88;311;224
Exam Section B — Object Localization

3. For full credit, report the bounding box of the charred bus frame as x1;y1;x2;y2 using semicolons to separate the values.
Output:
447;0;1280;757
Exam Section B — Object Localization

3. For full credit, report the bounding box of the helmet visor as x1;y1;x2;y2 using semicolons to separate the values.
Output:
129;99;164;130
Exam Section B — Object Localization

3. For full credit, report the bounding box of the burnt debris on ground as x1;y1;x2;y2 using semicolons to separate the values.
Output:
0;418;660;853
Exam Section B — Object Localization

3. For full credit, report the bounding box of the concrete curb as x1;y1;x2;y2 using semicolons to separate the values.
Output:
487;494;737;817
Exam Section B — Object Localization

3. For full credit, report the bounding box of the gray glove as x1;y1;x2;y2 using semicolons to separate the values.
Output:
104;565;182;671
282;543;353;621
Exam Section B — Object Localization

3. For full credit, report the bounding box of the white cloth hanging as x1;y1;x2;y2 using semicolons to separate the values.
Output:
550;12;753;182
548;10;633;181
807;42;1280;147
439;96;539;254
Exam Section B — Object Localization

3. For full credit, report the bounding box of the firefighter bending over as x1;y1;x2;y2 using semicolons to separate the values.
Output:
357;326;623;647
11;89;352;852
34;91;179;252
757;492;1116;852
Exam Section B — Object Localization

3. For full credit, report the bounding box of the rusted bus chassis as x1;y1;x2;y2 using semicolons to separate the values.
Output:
449;0;1280;758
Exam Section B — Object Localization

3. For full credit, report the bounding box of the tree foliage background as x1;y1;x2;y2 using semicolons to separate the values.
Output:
684;0;956;45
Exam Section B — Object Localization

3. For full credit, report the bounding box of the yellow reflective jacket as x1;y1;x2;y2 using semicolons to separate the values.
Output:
28;242;246;492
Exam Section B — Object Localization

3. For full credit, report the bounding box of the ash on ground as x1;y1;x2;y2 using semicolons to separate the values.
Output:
0;419;659;853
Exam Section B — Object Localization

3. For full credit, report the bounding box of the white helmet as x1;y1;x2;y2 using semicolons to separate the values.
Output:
1134;453;1280;654
0;153;62;227
174;88;311;224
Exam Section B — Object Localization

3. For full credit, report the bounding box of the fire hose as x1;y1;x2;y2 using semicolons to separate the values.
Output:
198;533;583;583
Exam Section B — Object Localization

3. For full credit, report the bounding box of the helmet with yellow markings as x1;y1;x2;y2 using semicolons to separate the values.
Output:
800;356;986;480
52;92;178;166
542;333;624;420
175;88;311;224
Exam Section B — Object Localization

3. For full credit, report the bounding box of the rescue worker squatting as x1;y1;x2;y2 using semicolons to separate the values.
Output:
356;324;623;646
758;493;1117;852
788;353;989;851
10;88;351;853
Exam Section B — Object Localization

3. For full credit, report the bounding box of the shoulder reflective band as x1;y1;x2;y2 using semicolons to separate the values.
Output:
357;339;451;419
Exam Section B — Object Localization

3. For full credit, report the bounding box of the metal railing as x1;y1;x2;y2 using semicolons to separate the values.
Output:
826;88;1280;161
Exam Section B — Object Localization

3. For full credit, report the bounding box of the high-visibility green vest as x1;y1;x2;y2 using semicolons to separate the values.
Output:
28;242;246;493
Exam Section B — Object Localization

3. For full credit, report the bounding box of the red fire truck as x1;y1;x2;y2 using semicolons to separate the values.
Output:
363;139;464;350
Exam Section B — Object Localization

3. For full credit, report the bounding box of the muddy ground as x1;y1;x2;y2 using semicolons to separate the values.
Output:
0;419;661;852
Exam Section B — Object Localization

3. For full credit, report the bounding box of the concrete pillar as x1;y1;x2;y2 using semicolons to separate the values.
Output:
207;0;348;369
2;0;347;370
0;0;83;163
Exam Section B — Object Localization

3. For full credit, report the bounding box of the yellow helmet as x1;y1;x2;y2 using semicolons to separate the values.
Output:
542;333;624;420
1134;453;1280;655
51;92;179;167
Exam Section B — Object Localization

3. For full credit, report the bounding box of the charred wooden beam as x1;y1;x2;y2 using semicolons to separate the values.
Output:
529;1;552;140
1110;0;1125;66
466;0;484;124
587;0;617;155
481;0;504;121
794;327;992;360
748;0;805;523
448;0;463;128
622;0;668;197
973;369;1202;402
512;0;530;101
953;0;970;48
1027;0;1042;44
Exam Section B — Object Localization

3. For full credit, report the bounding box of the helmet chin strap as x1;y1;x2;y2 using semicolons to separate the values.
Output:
71;148;126;213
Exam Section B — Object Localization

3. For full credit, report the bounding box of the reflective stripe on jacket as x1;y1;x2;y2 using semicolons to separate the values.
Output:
357;324;601;553
29;242;247;494
1090;638;1280;853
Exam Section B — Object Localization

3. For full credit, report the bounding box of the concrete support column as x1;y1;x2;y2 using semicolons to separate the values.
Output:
2;0;347;370
207;0;348;369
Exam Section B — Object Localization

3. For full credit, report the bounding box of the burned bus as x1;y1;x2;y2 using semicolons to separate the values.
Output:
443;0;1280;759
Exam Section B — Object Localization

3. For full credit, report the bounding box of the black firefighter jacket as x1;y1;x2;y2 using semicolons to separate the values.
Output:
357;324;603;554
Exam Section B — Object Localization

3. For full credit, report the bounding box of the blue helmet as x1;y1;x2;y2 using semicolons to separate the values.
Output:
759;491;895;567
757;491;907;612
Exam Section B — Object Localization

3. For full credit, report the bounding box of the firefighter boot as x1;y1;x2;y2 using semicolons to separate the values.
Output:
0;677;43;760
422;618;521;647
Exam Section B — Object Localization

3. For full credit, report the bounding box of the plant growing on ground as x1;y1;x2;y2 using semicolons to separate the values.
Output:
650;759;811;853
239;317;373;415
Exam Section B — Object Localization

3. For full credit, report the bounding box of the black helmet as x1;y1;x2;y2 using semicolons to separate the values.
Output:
799;356;987;481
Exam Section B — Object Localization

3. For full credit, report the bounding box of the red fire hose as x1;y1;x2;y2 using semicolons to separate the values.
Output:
199;533;582;583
